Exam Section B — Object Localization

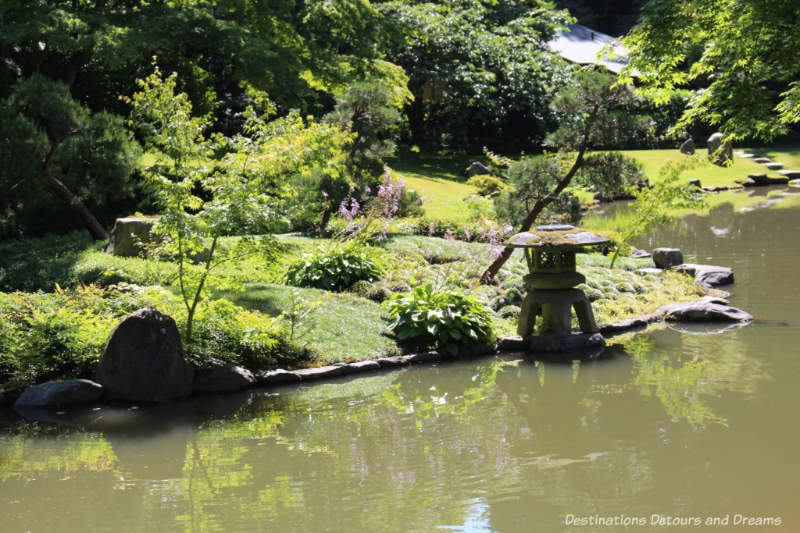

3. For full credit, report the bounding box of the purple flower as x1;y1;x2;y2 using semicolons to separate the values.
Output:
337;196;360;221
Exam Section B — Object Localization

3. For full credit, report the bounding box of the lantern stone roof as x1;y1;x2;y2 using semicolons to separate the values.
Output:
505;225;610;249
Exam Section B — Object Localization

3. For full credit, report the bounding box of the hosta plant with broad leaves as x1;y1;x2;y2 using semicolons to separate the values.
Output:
285;242;383;292
383;284;494;355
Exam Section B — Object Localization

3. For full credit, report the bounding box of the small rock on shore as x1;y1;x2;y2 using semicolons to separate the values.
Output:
14;379;103;408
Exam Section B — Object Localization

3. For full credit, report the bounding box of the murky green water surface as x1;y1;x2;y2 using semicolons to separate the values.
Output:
2;191;799;532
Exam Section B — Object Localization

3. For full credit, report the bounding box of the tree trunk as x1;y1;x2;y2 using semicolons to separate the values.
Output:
46;176;109;241
41;127;109;241
480;103;601;284
405;96;426;148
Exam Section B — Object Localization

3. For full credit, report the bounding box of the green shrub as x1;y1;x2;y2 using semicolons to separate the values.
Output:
0;285;286;389
285;242;383;291
181;298;288;370
578;152;645;199
467;174;506;197
493;156;581;225
383;284;494;354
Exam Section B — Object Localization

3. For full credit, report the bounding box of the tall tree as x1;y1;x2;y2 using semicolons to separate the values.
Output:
0;0;401;124
481;69;651;283
621;0;800;140
377;0;571;151
0;75;140;239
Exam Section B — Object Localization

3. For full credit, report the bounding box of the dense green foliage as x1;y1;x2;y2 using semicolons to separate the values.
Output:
378;0;571;151
494;156;581;225
286;243;383;292
384;284;494;354
467;174;507;197
0;75;141;238
127;65;354;340
622;0;800;141
0;285;284;389
578;152;644;199
0;0;396;120
555;0;644;36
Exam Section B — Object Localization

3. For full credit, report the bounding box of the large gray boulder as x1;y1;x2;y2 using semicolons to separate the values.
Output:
653;247;684;269
680;138;695;155
106;216;160;257
464;161;493;178
658;301;752;322
193;360;255;394
707;132;732;165
95;308;194;402
672;263;734;287
14;379;103;408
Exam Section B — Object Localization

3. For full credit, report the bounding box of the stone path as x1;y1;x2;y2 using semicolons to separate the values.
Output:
737;151;800;185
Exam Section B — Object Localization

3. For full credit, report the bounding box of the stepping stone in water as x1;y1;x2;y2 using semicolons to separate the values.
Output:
753;157;771;163
736;173;790;186
778;169;800;179
765;162;784;170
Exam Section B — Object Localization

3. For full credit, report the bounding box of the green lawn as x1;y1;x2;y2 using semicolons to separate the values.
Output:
617;148;776;188
221;283;400;364
386;153;484;223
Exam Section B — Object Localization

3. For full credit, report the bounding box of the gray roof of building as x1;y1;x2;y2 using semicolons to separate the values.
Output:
547;23;629;74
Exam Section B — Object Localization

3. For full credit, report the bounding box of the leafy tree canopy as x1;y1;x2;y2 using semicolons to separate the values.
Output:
621;0;800;141
377;0;572;151
0;0;400;126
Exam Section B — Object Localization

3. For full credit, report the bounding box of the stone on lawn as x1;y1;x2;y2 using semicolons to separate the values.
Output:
680;138;695;155
95;308;194;402
707;133;732;164
292;365;350;382
106;216;160;257
765;162;784;170
652;248;684;269
464;161;493;178
14;379;103;408
193;360;255;394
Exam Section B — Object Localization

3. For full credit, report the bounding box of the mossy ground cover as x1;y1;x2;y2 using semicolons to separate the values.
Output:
15;147;788;390
0;229;708;390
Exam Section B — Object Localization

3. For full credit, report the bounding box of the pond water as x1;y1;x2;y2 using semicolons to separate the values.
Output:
2;190;799;532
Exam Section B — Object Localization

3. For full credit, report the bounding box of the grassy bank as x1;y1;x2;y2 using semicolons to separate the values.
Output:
0;230;711;391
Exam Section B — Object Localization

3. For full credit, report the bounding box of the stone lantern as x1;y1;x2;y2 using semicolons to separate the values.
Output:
505;224;609;352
